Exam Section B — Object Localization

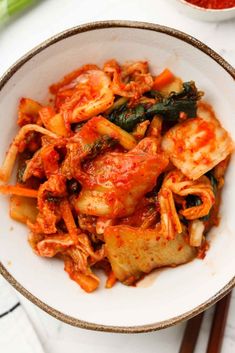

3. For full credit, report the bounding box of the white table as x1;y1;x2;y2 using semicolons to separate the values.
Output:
1;1;235;352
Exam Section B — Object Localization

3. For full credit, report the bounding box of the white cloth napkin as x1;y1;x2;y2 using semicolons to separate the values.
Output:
0;275;45;353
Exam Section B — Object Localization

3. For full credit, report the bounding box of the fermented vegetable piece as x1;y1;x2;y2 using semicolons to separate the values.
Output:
161;103;234;180
75;137;168;218
60;199;79;244
63;240;105;293
162;170;215;221
69;271;100;293
37;234;74;257
153;69;175;91
105;271;117;288
104;225;196;284
107;81;202;131
108;104;146;132
29;175;67;235
60;70;114;123
132;120;150;140
49;64;99;94
104;60;153;98
74;188;113;217
147;115;162;138
91;116;137;150
46;113;68;136
18;98;42;126
158;187;183;240
10;195;38;224
64;256;100;293
106;97;128;114
189;220;205;247
214;156;230;189
39;107;68;137
158;77;183;97
147;81;202;121
0;185;38;198
0;124;58;182
61;116;137;182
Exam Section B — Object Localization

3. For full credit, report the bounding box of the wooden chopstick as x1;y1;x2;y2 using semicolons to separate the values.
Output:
179;312;204;353
179;292;232;353
179;291;232;353
206;292;232;353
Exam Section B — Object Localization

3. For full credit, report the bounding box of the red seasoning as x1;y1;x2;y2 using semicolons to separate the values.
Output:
185;0;235;9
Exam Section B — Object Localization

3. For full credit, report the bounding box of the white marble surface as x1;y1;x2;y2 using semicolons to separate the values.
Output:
0;0;235;352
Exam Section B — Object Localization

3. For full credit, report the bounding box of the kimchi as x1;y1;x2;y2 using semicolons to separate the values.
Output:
0;60;233;292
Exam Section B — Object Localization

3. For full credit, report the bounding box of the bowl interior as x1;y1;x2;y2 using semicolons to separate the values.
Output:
0;24;235;330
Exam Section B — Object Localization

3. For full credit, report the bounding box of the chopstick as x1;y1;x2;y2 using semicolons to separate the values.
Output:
206;292;232;353
179;291;232;353
179;312;204;353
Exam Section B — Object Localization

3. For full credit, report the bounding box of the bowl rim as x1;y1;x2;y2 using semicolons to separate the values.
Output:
0;20;235;333
177;0;235;12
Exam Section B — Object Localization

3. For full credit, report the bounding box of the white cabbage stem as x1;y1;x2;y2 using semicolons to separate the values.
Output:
189;220;205;247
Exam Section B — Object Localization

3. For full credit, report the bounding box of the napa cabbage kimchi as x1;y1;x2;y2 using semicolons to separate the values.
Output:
0;60;233;292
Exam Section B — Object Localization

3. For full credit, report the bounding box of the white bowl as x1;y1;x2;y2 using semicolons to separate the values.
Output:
171;0;235;21
0;21;235;333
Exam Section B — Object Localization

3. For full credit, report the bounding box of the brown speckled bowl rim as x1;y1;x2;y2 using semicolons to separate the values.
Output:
0;20;234;333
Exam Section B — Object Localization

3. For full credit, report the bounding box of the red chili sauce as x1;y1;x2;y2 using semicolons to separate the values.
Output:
185;0;235;9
